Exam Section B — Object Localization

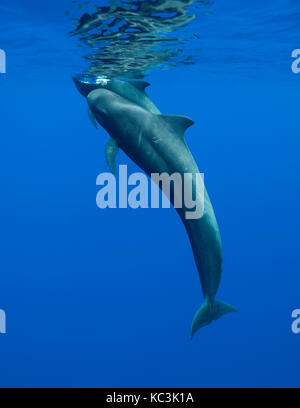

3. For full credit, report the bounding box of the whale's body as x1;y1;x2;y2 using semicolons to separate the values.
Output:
86;87;237;338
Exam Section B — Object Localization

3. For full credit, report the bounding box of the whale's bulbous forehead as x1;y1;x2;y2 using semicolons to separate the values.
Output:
87;88;130;114
87;89;127;122
87;88;116;107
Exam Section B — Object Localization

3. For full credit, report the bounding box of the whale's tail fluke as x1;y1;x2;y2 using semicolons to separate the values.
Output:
190;297;237;339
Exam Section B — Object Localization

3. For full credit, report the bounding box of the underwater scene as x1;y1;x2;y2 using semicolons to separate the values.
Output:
1;0;300;388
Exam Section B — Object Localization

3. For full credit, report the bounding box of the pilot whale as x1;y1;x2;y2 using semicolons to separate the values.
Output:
73;76;160;113
86;87;237;338
74;76;160;173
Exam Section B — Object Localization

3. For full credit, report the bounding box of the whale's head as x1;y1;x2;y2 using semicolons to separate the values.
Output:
73;75;111;98
87;88;142;133
87;88;117;118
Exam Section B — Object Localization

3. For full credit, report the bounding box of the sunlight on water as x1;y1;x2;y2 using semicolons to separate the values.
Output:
1;1;299;79
67;0;211;79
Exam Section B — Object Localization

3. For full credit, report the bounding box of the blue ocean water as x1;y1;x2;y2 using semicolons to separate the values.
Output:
1;0;300;388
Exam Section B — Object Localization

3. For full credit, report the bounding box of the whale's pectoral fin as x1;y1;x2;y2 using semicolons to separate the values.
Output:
130;80;151;93
190;298;237;339
105;138;119;174
88;108;98;129
160;115;195;139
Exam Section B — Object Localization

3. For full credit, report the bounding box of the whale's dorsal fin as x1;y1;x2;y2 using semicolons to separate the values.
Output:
160;115;194;138
129;80;151;93
105;137;119;175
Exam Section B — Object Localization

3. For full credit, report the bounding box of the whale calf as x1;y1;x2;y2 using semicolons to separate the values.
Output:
87;87;237;338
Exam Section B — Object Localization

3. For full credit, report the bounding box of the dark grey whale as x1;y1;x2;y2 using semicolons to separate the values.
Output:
73;76;160;173
86;87;237;338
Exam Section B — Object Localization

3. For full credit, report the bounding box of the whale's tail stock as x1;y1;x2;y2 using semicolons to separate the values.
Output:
190;297;237;339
